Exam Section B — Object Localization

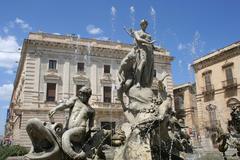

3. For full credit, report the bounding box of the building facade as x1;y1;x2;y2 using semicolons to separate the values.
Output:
192;41;240;148
5;32;174;147
173;83;199;145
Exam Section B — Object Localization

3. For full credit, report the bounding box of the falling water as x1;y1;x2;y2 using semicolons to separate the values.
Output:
150;6;157;41
74;34;80;59
130;6;135;29
111;6;117;40
110;6;117;143
86;42;91;65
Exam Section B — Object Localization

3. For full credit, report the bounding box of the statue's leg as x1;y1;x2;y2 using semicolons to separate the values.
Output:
136;50;146;87
124;79;133;92
117;86;124;102
62;127;86;159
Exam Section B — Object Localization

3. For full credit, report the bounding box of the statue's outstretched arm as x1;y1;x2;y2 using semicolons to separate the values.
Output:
49;97;76;117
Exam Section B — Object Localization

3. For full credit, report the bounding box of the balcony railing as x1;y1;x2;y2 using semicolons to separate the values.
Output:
202;84;214;94
222;78;237;89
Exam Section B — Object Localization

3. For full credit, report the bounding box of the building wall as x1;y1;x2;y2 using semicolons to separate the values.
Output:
193;43;240;148
173;84;199;146
7;32;174;147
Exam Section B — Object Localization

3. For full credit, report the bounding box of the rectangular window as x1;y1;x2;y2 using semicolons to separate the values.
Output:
46;83;56;101
225;67;233;83
77;63;84;72
101;121;116;131
49;60;57;70
204;73;212;91
104;65;110;74
76;85;84;96
103;86;111;103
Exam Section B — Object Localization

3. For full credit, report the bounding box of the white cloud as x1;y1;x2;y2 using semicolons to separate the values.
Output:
111;6;116;16
0;83;13;100
86;25;103;35
96;36;109;41
53;33;61;35
0;36;20;69
3;27;9;34
15;17;32;31
5;70;14;75
2;17;32;33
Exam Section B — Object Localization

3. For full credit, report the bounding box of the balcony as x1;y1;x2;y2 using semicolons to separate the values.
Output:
222;78;237;89
202;84;214;95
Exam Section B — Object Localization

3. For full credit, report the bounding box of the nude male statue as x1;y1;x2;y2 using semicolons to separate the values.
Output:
49;86;94;159
117;51;136;109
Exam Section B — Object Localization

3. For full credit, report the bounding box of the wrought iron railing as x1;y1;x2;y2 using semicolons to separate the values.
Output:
222;78;237;88
202;84;214;94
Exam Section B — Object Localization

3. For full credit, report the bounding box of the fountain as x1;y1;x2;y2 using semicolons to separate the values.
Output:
217;103;240;160
23;20;193;160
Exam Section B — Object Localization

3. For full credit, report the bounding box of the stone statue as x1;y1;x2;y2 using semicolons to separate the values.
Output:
124;19;155;88
24;86;112;160
24;20;193;160
117;51;136;109
48;86;95;159
113;19;193;160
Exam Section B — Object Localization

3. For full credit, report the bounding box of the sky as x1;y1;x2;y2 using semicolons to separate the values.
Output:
0;0;240;135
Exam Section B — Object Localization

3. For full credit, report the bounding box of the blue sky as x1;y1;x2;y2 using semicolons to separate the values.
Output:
0;0;240;135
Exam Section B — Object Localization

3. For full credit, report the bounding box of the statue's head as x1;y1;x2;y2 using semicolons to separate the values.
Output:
78;86;92;103
140;19;148;30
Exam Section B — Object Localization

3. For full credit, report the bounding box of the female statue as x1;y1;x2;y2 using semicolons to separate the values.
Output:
133;19;155;88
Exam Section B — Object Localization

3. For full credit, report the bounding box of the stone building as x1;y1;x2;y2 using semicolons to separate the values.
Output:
5;32;174;147
192;41;240;148
173;83;199;145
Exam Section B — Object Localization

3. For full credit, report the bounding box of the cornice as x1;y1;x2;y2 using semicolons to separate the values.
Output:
25;39;173;62
100;73;115;84
192;45;240;72
44;70;61;82
73;74;90;84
